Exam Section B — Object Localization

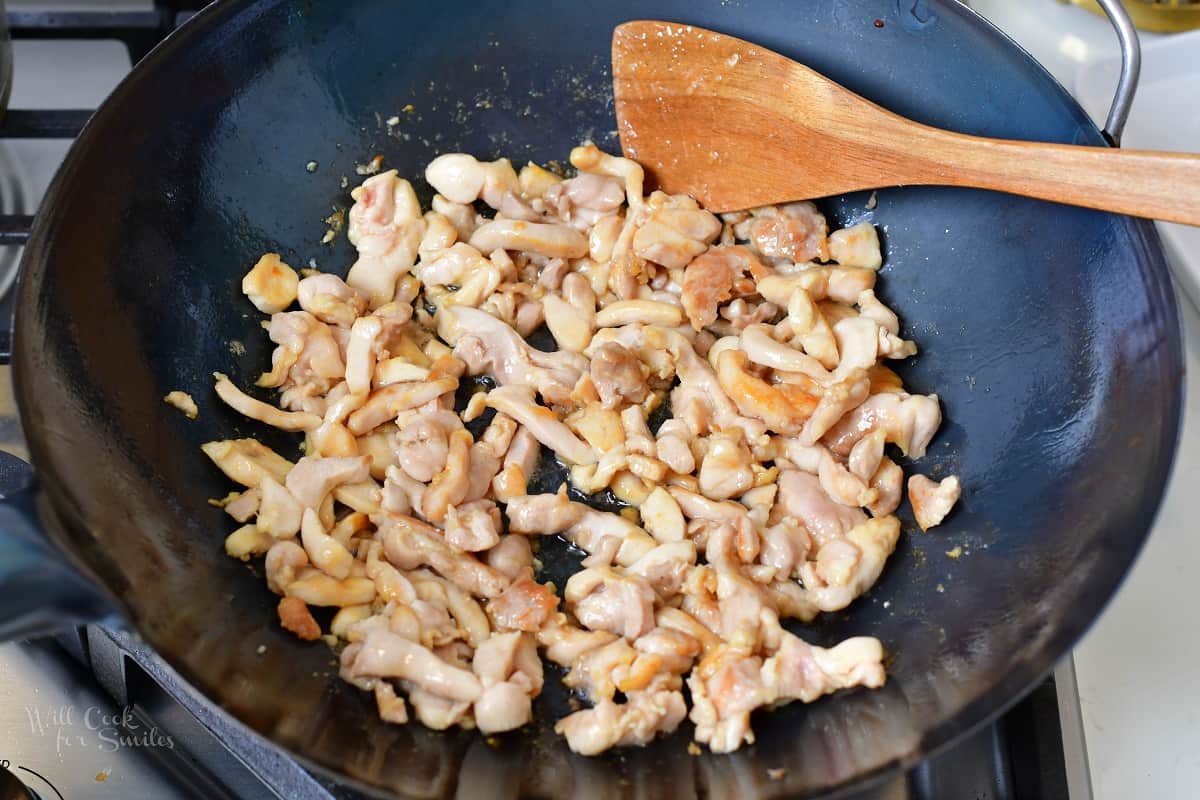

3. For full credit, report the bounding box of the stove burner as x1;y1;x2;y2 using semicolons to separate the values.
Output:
0;142;33;300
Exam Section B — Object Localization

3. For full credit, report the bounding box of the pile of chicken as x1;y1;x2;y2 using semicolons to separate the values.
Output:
203;143;961;755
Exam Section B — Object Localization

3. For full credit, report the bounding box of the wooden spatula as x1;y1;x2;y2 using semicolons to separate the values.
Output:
612;20;1200;224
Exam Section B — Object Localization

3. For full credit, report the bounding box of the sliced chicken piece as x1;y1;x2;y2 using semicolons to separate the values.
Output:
350;628;482;703
785;286;840;369
739;323;831;381
741;201;829;264
202;438;291;488
242;253;299;314
487;576;560;632
588;342;649;408
633;192;721;269
300;508;354;579
536;618;620;667
565;567;657;639
277;596;321;641
345;378;458;436
284;455;370;511
222;488;261;523
822;391;942;459
485;386;596;466
256;476;303;538
799;369;871;446
213;373;321;431
799;515;901;612
468;218;588;259
296;273;367;328
687;651;767;753
556;689;687;755
757;266;877;307
848;428;887;482
714;350;813;436
625;541;697;598
443;499;502;552
484;535;533;582
425;153;519;209
379;513;510;599
373;682;409;725
346;170;426;308
505;493;656;566
867;457;905;518
761;632;886;703
265;540;308;594
405;684;472;730
439;305;586;406
257;311;346;410
343;316;382;396
393;409;460;483
680;245;760;330
773;470;866;547
655;418;695;474
828;221;882;269
908;474;961;531
758;520;811;582
420;428;473;524
697;431;755;500
285;571;376;606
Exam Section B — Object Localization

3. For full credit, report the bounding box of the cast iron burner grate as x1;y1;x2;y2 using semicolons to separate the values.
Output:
0;4;1075;798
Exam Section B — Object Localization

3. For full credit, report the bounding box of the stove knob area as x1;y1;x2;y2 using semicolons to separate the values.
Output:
0;763;36;800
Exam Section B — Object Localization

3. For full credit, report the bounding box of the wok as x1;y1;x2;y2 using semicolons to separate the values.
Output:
0;0;1183;797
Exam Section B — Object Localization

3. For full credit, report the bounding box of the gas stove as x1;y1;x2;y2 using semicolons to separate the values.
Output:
0;2;1194;798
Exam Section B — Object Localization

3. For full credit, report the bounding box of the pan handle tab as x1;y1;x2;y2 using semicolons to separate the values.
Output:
1092;0;1140;146
0;450;115;639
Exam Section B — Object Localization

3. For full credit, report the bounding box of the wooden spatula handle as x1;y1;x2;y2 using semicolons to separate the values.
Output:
904;129;1200;226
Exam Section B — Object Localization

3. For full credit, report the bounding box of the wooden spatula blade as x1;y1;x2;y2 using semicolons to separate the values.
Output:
612;20;1200;225
612;20;887;212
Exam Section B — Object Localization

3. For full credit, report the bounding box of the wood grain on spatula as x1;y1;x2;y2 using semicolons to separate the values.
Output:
612;20;1200;224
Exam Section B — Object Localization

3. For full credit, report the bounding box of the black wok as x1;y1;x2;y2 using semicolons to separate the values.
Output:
0;0;1183;797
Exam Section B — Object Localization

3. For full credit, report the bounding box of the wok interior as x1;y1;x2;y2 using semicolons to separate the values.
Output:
14;0;1180;796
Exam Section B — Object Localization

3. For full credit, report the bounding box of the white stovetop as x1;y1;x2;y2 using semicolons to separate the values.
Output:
970;3;1200;799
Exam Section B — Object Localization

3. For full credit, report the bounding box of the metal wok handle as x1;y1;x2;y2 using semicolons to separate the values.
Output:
1093;0;1141;146
0;451;116;638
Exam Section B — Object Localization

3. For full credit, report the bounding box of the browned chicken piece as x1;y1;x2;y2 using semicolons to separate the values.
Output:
350;628;482;703
556;688;688;755
798;516;901;612
505;493;656;567
484;535;534;582
373;682;409;724
472;631;542;734
345;170;426;308
565;567;657;640
680;245;761;330
277;596;321;641
822;391;942;459
439;305;586;406
632;191;722;270
214;373;321;432
738;201;829;264
589;342;649;408
908;474;961;531
485;386;596;466
773;470;866;546
379;514;510;599
284;455;371;511
487;576;560;632
443;499;502;552
297;274;368;328
242;253;300;314
393;409;460;483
